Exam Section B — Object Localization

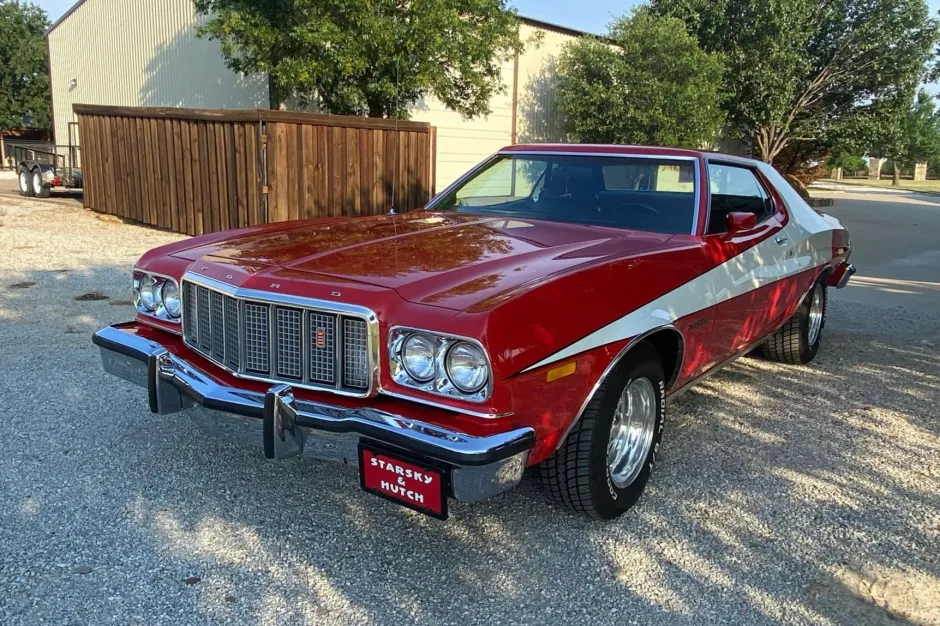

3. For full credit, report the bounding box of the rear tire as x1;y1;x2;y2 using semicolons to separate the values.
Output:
18;166;33;197
538;342;665;520
32;169;50;198
762;281;827;364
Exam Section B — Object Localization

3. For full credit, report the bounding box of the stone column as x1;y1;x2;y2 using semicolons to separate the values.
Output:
831;167;843;180
868;158;884;180
914;162;928;181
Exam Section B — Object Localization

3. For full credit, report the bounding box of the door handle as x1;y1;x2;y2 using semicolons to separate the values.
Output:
774;235;789;245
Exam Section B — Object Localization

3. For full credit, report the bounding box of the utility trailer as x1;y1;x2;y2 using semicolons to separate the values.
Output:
14;122;82;198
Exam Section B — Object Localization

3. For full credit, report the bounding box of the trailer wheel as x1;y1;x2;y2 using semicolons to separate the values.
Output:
19;166;34;197
31;169;50;198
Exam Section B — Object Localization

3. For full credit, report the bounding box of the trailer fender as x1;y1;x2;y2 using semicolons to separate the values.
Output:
19;162;56;185
19;162;55;176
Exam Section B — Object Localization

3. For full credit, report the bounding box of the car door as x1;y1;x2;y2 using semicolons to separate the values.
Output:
703;161;794;361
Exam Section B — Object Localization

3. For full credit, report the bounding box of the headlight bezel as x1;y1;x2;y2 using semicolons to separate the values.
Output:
388;326;492;403
133;269;182;324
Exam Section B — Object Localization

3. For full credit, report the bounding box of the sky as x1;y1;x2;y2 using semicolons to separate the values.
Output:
35;0;632;32
36;0;940;40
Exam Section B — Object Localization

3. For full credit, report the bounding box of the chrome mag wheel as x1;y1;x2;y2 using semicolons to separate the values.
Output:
607;377;657;489
808;285;824;345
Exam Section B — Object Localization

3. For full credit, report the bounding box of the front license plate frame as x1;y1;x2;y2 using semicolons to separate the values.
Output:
358;441;449;520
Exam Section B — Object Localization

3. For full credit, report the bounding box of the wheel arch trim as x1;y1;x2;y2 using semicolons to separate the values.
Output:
553;324;685;452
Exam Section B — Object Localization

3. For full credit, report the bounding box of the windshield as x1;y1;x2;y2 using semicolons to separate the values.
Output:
430;154;698;234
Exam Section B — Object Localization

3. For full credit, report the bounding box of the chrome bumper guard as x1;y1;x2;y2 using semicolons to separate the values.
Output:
93;324;534;503
836;263;856;289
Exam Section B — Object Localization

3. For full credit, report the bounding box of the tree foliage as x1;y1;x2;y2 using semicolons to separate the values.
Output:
826;153;867;174
0;1;50;130
867;89;940;185
651;0;940;163
194;0;524;118
553;10;724;148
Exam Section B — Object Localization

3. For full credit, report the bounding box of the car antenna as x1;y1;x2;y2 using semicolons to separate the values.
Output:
388;58;401;217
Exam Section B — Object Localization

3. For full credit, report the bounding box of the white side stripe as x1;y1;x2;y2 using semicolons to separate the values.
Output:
523;169;836;373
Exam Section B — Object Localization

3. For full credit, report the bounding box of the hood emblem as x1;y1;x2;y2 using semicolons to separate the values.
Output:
270;283;280;289
331;291;342;297
226;274;233;280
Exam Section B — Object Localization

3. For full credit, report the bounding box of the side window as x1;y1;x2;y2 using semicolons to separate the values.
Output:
707;164;775;234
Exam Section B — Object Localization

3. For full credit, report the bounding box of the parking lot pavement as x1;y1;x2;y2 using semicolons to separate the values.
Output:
0;194;938;626
816;186;940;311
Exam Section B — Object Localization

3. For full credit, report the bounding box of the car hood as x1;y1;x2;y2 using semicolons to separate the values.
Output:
171;212;686;311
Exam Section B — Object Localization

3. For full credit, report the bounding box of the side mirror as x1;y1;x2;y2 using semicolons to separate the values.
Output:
725;212;757;235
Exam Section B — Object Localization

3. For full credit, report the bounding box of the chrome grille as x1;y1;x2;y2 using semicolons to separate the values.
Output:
309;312;337;384
343;318;369;389
183;282;198;340
210;291;225;359
197;287;211;352
181;278;373;395
244;303;270;374
275;307;302;379
224;296;239;369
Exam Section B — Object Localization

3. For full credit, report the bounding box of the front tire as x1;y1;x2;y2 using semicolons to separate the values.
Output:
32;169;50;198
538;342;665;520
19;166;33;197
762;281;827;364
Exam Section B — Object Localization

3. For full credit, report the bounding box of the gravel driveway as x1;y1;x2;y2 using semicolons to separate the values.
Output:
0;195;938;626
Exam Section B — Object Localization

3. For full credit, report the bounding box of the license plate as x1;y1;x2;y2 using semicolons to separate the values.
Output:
359;443;448;520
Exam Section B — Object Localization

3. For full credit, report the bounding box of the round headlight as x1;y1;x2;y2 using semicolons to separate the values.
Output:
138;274;157;311
153;281;165;308
401;334;436;382
162;280;181;318
445;342;489;393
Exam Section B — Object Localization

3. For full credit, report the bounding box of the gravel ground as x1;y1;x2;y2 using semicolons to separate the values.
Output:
0;197;938;626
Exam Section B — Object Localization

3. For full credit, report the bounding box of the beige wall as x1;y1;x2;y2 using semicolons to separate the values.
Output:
408;57;514;192
514;25;574;145
48;0;268;145
409;23;577;191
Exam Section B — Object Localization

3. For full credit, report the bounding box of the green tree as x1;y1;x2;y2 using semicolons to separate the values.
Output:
651;0;939;163
868;89;940;186
826;153;866;176
553;10;724;147
193;0;524;118
0;1;50;130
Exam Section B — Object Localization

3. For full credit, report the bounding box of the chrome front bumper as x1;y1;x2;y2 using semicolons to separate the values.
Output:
92;324;534;503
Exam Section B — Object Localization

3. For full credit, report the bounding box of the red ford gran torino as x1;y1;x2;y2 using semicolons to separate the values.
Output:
93;145;854;520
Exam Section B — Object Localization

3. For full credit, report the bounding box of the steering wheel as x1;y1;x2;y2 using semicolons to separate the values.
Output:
609;202;660;216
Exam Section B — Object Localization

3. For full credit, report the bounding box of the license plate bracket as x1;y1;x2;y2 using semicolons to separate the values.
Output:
358;441;449;520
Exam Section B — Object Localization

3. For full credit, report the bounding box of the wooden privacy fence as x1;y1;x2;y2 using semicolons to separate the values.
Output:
74;104;437;236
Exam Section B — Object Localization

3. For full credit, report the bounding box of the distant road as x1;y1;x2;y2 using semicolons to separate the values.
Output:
813;184;940;311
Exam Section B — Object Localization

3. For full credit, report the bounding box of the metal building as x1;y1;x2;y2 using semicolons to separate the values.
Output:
47;0;581;189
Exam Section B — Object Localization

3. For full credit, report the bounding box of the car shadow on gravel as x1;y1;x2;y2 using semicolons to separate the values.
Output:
2;262;938;625
129;301;937;625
